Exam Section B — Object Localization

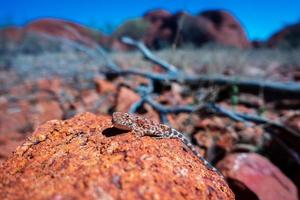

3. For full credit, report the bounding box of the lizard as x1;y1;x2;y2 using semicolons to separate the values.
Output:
112;112;224;178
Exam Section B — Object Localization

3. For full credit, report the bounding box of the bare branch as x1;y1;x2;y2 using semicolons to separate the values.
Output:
109;69;300;100
121;36;179;74
184;75;300;100
129;99;145;113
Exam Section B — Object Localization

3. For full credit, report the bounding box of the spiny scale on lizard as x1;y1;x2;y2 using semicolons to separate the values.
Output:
112;112;224;178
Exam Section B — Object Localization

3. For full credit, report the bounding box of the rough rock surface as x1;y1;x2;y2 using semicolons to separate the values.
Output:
217;153;298;200
0;112;234;200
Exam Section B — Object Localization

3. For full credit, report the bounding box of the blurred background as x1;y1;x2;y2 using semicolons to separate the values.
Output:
1;0;300;79
1;0;300;48
0;1;300;199
1;0;300;39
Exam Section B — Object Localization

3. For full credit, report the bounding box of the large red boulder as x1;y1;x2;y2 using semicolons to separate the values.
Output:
178;13;217;46
0;10;251;51
0;113;234;199
0;18;109;52
198;10;250;48
268;22;300;48
141;9;250;49
142;9;173;49
25;18;107;47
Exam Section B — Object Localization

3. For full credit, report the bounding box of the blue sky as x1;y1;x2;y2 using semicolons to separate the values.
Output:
0;0;299;40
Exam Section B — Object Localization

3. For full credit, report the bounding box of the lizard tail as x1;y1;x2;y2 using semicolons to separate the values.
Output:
174;130;224;178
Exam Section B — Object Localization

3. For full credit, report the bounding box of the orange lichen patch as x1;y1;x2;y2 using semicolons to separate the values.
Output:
0;113;234;200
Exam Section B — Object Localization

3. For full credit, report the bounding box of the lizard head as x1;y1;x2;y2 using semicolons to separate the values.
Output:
112;112;135;130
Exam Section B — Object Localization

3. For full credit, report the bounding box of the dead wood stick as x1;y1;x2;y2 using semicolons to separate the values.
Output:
110;69;300;99
121;36;179;74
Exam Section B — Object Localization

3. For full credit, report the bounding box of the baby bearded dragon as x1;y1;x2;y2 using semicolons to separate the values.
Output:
112;112;223;177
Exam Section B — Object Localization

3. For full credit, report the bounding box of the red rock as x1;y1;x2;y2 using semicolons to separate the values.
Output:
142;9;250;49
26;18;106;47
1;10;251;51
143;10;182;49
0;113;234;199
193;117;238;159
86;86;115;114
143;9;172;47
80;89;109;113
0;26;23;42
37;78;63;93
94;77;117;94
114;86;160;122
144;9;172;22
268;22;300;48
179;14;216;46
199;10;250;48
115;87;141;113
0;18;109;50
218;153;298;200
